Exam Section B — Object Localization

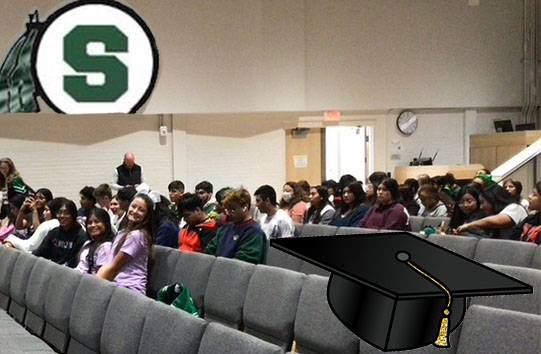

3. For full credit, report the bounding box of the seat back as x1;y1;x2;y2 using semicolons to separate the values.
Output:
25;258;57;336
456;305;541;354
68;275;116;354
426;235;478;259
43;265;83;353
530;246;540;269
300;224;337;237
100;287;152;354
293;275;359;354
8;252;37;323
421;216;450;230
148;245;180;298
266;247;303;272
409;216;424;232
172;252;215;312
243;265;305;351
138;300;208;354
472;264;541;315
203;257;255;328
197;322;283;354
299;261;330;276
0;246;20;309
474;239;537;267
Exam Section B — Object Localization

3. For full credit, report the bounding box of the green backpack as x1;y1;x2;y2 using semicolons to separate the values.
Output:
157;283;200;317
0;10;43;113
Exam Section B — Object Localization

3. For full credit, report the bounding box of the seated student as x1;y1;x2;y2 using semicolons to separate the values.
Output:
329;182;369;227
4;197;63;252
297;180;311;203
509;181;540;244
254;185;294;238
447;185;487;237
115;186;137;231
77;186;96;226
279;182;307;224
195;181;219;221
322;179;338;206
205;188;266;265
94;184;117;232
418;184;449;217
503;179;529;212
360;178;411;231
97;194;154;295
15;188;53;237
76;208;114;274
305;186;336;225
215;187;232;227
399;183;419;217
0;194;26;240
364;182;377;207
109;195;124;233
457;184;528;239
178;193;218;253
33;199;88;268
154;195;180;248
168;180;185;221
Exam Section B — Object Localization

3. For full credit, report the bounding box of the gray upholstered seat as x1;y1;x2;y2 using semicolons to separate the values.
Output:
426;234;479;259
43;265;82;353
474;239;537;268
148;245;181;298
530;246;540;269
24;258;57;336
421;216;450;230
292;275;359;354
455;305;541;354
299;261;330;276
294;224;303;237
473;264;541;315
203;257;256;328
266;247;303;272
243;265;305;351
8;252;37;323
300;224;337;237
0;246;20;310
171;252;215;313
409;216;424;232
68;275;116;354
138;300;208;354
198;322;284;354
100;287;152;354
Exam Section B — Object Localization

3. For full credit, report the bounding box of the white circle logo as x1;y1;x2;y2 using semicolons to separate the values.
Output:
33;1;159;113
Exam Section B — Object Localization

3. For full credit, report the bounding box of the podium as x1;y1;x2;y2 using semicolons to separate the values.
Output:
394;164;485;185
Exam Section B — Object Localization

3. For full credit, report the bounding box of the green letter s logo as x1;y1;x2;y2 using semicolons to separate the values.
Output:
63;25;128;102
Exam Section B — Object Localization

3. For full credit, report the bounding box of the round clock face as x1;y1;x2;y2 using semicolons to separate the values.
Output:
397;111;418;135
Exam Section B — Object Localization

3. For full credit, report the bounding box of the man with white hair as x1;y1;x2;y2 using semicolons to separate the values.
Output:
111;152;147;191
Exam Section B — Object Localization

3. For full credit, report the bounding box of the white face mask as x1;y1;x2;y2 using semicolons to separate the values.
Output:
282;192;293;202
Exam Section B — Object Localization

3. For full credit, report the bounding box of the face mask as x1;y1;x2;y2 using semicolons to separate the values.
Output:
282;192;293;202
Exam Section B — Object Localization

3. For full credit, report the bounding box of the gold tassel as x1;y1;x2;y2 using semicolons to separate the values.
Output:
434;309;450;347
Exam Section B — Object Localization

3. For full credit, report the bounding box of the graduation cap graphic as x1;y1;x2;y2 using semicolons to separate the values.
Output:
271;232;533;352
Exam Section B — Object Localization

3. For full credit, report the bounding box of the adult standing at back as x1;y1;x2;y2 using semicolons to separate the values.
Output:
111;152;146;191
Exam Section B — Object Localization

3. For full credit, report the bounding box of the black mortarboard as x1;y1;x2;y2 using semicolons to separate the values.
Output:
271;232;533;352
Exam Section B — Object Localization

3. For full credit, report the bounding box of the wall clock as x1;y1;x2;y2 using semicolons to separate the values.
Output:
397;110;418;135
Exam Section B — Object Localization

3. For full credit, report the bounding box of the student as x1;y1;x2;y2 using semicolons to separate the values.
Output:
255;185;294;238
448;185;487;237
0;194;26;241
279;182;307;224
399;183;419;217
115;186;137;232
360;178;411;231
215;186;233;226
168;180;185;220
97;193;154;295
509;181;541;244
154;195;180;248
76;208;114;274
418;184;448;217
33;199;88;268
15;188;53;236
503;179;529;212
329;182;369;227
195;181;218;221
205;188;266;265
178;193;218;253
456;184;527;239
77;186;96;226
4;197;64;252
305;186;336;225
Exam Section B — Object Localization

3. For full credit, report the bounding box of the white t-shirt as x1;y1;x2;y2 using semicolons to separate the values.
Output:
500;203;528;225
5;218;60;253
257;208;295;239
419;201;448;217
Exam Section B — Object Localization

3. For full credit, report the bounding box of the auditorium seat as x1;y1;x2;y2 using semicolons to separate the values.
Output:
172;252;215;312
474;239;537;268
290;275;359;354
300;224;337;237
409;216;424;232
0;311;55;353
0;246;20;310
198;322;284;354
299;261;330;276
473;264;541;315
138;300;208;354
203;257;256;329
531;246;541;269
8;252;37;323
68;275;116;354
266;247;303;273
43;265;82;353
455;305;540;354
243;265;305;351
294;224;303;237
148;245;180;298
100;287;152;354
421;216;450;230
25;258;57;336
426;235;478;259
